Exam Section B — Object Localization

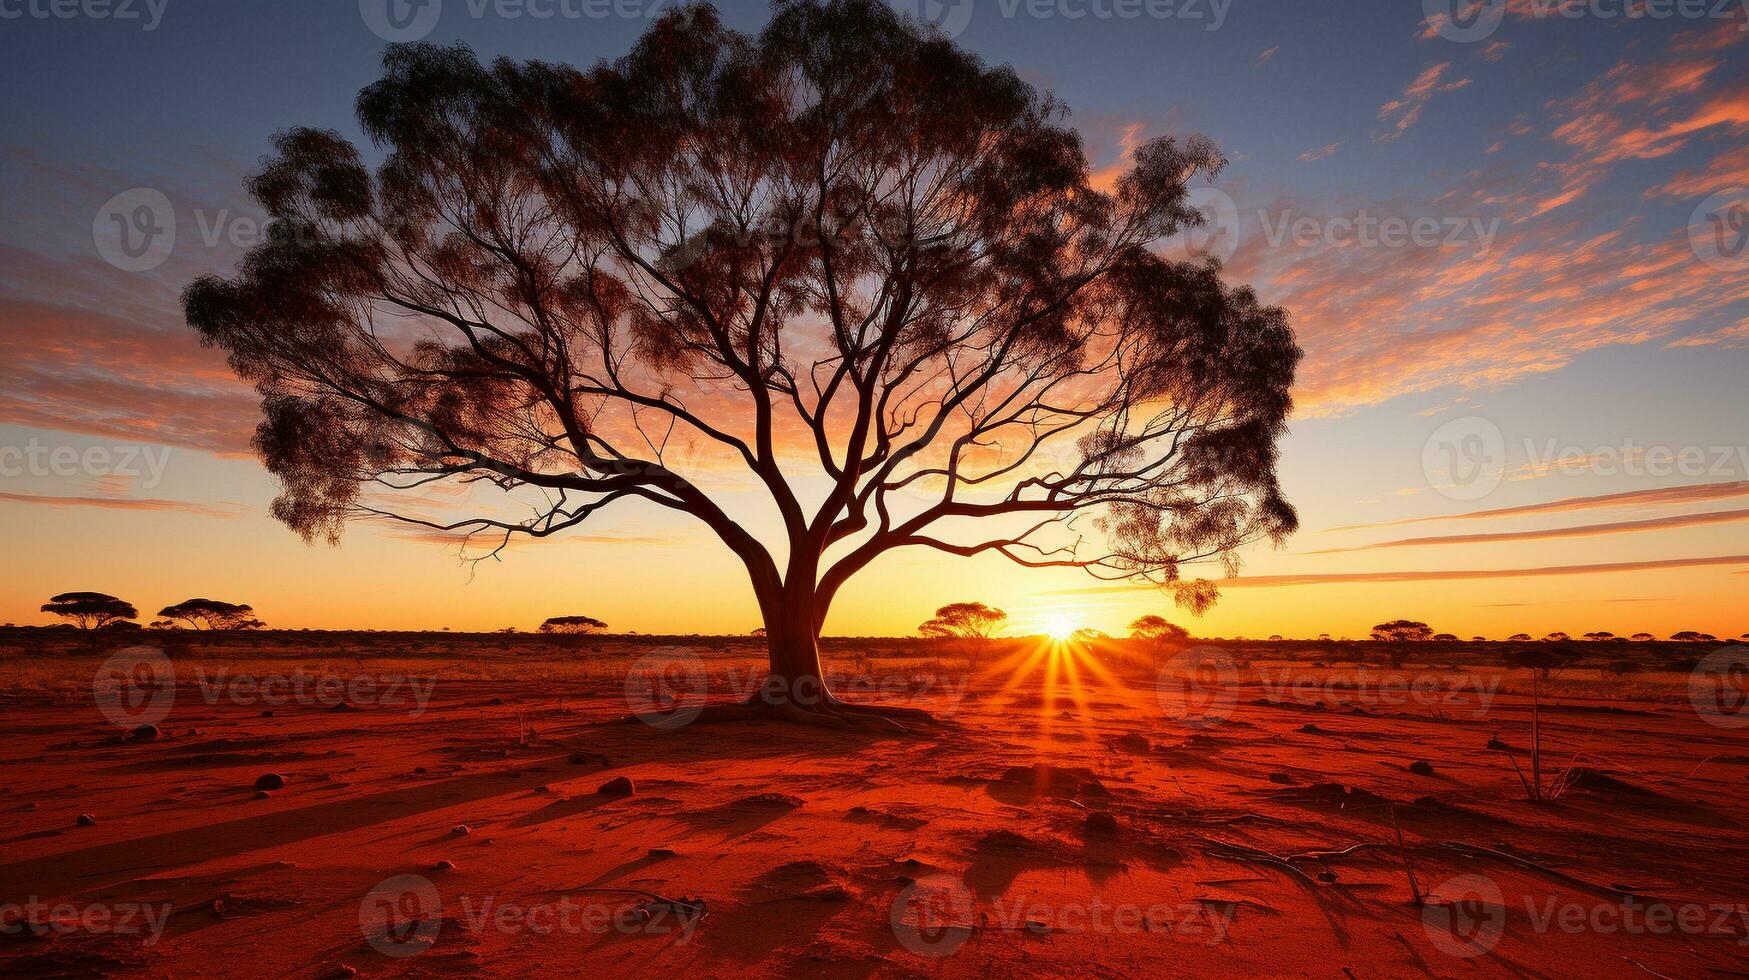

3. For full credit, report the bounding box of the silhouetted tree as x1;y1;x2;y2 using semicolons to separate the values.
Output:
1128;614;1191;672
183;1;1299;726
1371;620;1434;642
1371;620;1434;667
1581;631;1614;641
917;602;1007;641
1630;632;1655;642
158;598;265;630
1507;633;1532;641
1543;631;1570;642
1432;632;1459;642
918;601;1006;671
1671;631;1714;642
41;592;137;631
539;615;608;634
1470;636;1486;642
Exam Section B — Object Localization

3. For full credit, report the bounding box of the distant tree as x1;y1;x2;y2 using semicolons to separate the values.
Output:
1507;633;1532;641
1432;633;1459;642
1072;627;1109;641
751;627;768;638
1371;620;1435;642
158;598;265;630
148;620;180;630
1316;633;1332;642
181;2;1301;727
1130;614;1191;646
1371;620;1433;668
1581;631;1615;642
539;615;609;635
1630;632;1655;641
918;603;1007;642
1470;636;1487;642
1543;632;1570;642
919;602;1007;672
1671;631;1714;642
41;592;137;631
102;620;143;632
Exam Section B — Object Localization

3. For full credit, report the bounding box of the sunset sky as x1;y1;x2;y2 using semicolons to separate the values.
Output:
2;0;1746;639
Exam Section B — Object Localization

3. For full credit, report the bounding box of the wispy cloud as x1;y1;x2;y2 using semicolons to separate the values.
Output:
1050;554;1749;594
1325;481;1749;532
1375;62;1470;142
0;491;247;518
1665;321;1749;350
1307;507;1749;554
1299;142;1342;163
1257;45;1279;66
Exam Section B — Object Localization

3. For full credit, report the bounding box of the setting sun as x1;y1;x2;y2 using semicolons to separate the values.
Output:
1044;614;1078;641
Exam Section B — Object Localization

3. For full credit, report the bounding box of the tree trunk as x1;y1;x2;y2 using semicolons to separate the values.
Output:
757;588;829;709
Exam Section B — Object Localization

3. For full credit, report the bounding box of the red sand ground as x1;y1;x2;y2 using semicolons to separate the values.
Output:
2;634;1746;977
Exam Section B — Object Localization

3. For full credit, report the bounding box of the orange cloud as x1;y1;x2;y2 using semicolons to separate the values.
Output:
1307;508;1749;554
1325;481;1749;531
0;491;248;518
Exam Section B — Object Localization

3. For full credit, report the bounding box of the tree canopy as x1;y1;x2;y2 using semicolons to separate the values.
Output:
917;601;1006;640
41;592;138;630
1371;620;1434;643
539;615;610;634
157;598;266;630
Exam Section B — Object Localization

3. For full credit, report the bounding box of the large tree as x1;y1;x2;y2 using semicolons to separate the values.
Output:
184;0;1299;727
158;598;265;630
42;592;138;631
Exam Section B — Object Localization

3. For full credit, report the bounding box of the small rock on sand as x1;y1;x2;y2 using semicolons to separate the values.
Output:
254;773;287;791
452;824;471;835
598;776;635;797
130;723;160;741
432;859;455;870
1408;761;1435;776
76;813;96;826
